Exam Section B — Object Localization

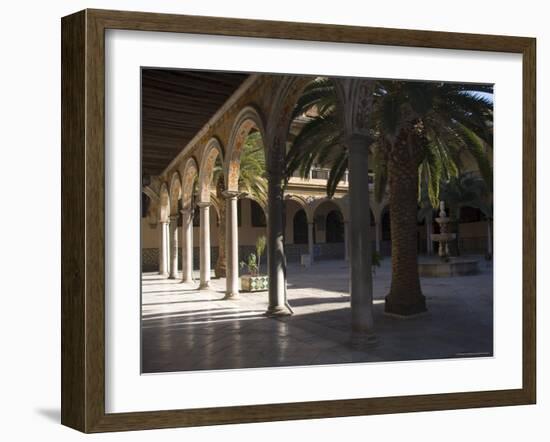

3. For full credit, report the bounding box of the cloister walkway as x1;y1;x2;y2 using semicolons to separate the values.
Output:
141;258;493;373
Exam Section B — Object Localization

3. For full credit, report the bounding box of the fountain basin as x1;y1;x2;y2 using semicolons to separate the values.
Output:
431;233;456;242
418;257;479;277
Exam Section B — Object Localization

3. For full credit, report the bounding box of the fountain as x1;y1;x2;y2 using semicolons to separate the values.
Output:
431;201;456;259
418;201;479;277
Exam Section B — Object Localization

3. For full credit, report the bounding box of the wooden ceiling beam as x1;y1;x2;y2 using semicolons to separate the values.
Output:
141;69;249;175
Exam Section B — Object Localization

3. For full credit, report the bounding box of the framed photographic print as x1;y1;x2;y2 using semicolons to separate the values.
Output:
61;9;536;433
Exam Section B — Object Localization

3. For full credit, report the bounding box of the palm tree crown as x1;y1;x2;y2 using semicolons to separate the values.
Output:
287;77;493;202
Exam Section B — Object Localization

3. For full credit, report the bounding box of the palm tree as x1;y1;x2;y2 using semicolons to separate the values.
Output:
212;131;267;277
286;77;493;315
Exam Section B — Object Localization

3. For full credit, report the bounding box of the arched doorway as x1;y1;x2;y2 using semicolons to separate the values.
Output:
312;199;346;260
223;113;267;296
197;138;224;288
326;210;344;243
283;198;310;262
293;209;309;244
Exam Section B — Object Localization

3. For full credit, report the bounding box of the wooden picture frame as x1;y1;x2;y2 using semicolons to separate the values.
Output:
61;8;536;433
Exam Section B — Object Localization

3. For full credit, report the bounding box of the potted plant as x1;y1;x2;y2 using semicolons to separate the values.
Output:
240;235;268;292
372;250;382;275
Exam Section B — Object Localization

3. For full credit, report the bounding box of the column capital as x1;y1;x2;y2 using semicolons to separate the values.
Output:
160;219;170;225
333;78;375;139
196;201;212;208
180;207;193;216
169;214;178;223
222;190;240;200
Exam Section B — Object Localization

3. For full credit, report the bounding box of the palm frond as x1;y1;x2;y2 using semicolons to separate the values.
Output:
291;77;336;120
457;124;493;191
326;151;348;197
284;77;493;208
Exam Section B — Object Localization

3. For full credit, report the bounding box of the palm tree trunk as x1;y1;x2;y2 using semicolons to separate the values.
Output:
385;150;427;316
215;178;227;278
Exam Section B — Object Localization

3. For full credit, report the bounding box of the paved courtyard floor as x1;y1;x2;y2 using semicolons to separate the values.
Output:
141;257;493;373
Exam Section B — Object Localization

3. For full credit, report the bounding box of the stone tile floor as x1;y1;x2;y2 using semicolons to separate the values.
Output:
141;257;493;373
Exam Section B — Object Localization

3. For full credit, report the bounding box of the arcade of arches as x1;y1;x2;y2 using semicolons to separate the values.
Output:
141;70;386;328
141;70;492;348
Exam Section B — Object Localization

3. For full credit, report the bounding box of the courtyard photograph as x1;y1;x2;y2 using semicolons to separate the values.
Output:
140;69;494;373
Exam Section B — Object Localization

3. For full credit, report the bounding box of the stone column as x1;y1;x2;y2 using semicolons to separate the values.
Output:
198;202;211;289
169;215;179;279
159;220;170;276
308;221;315;264
266;167;291;316
348;134;375;342
224;191;239;299
344;220;349;261
180;208;193;283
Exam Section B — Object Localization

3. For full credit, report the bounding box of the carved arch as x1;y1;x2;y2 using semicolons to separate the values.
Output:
224;105;266;192
265;76;313;173
180;156;199;210
309;197;349;222
245;194;268;216
284;194;313;223
169;171;182;215
198;137;224;203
